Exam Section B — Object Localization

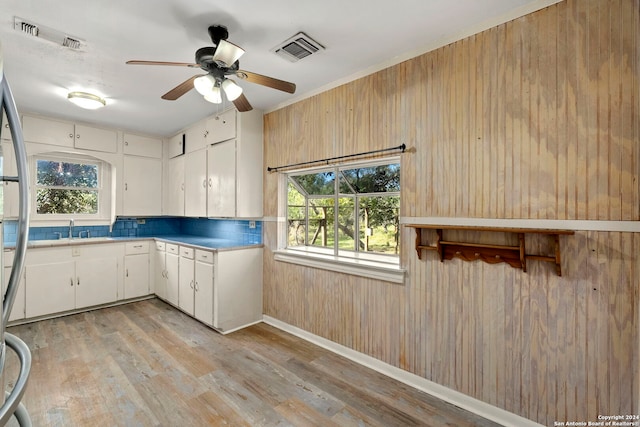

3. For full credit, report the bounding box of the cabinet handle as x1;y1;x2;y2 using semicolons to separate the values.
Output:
133;245;143;248
195;281;199;292
69;133;73;138
125;183;128;191
77;277;80;286
70;277;74;286
4;123;8;128
125;141;129;146
126;269;129;277
190;280;194;289
208;178;212;187
181;183;184;191
202;179;207;188
76;134;80;139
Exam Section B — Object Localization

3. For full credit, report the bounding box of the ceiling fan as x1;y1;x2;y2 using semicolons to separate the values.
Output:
126;25;296;112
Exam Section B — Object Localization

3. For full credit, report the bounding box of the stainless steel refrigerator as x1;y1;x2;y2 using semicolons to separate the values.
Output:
0;40;32;426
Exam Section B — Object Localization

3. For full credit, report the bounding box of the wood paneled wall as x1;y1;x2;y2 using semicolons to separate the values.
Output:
263;1;639;425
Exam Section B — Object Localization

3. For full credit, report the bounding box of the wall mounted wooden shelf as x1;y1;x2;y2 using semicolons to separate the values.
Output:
405;224;574;276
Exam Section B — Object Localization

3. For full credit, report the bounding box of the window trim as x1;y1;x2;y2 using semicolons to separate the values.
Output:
31;153;111;222
277;156;404;283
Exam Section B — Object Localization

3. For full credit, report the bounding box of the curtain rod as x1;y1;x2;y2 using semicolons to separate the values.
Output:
267;143;406;173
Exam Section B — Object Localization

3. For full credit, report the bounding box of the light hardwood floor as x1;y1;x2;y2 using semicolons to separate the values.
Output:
4;299;500;426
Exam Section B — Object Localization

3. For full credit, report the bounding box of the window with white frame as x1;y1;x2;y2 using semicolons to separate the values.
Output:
285;159;400;262
33;154;110;219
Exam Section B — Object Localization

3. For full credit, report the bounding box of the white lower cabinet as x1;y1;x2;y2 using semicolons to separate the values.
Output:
165;244;179;306
124;241;150;299
151;242;262;333
3;251;26;322
178;246;195;315
153;241;167;300
23;244;122;319
194;250;214;326
214;247;262;333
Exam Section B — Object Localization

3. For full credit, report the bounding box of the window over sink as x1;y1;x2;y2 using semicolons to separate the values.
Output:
32;153;111;222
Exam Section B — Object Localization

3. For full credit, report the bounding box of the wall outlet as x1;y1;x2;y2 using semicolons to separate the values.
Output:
249;221;256;229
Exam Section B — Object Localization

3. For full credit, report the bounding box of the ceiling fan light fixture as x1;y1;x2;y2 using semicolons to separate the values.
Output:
221;78;242;101
193;74;216;96
212;39;245;67
67;91;106;109
204;86;222;104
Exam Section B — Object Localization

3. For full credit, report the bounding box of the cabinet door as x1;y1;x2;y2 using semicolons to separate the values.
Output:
23;115;74;147
165;156;184;216
214;248;263;332
1;111;14;141
75;257;118;308
124;254;150;299
207;109;236;144
207;140;236;217
1;141;19;218
165;253;179;306
184;150;207;217
123;133;162;158
178;255;194;315
153;244;167;299
74;124;117;153
168;133;185;158
123;156;162;215
194;258;214;326
185;119;207;154
3;266;26;322
25;261;76;318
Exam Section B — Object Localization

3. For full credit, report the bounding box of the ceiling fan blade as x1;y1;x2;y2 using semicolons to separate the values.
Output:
127;60;200;68
236;70;296;94
232;93;253;112
161;75;202;100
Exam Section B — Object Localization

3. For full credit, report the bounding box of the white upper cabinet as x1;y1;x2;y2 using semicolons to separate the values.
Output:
165;155;185;216
207;109;236;144
74;124;118;153
184;118;207;154
123;133;162;158
23;115;117;153
1;111;14;141
184;149;208;217
207;140;236;217
122;156;162;216
168;133;185;158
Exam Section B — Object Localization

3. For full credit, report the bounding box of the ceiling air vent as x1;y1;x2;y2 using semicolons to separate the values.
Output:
13;17;85;51
271;32;324;63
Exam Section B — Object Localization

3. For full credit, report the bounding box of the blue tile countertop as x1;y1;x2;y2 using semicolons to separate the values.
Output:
5;235;262;252
3;217;263;251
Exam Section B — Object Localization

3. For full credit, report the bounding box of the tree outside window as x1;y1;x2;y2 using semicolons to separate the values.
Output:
35;159;99;215
287;161;400;256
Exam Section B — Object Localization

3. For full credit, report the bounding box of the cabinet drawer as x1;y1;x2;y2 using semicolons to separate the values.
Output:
195;249;214;264
166;244;179;255
180;246;194;259
155;241;166;251
125;241;149;255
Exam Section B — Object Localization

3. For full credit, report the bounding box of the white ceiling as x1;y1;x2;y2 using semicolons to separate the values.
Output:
0;0;558;137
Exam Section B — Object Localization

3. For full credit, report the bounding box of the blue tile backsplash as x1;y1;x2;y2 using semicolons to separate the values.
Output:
3;217;262;246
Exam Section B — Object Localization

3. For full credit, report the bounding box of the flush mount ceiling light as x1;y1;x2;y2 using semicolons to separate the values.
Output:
67;91;106;109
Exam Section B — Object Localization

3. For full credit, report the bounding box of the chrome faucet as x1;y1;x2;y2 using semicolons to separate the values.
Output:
69;219;74;239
